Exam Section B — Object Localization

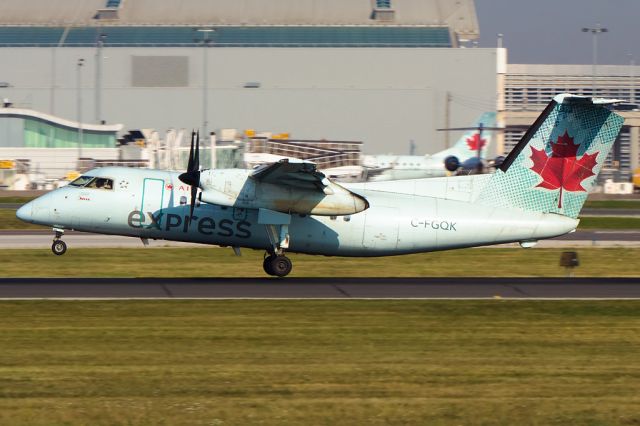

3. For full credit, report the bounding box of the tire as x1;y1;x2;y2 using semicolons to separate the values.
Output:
263;255;276;276
269;255;292;277
52;240;67;256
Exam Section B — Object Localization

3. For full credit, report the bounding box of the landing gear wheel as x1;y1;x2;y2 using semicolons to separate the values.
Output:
263;255;276;276
51;240;67;256
269;255;292;277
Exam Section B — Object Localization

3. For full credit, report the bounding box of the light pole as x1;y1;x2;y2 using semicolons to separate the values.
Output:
95;33;106;123
582;24;608;96
196;28;215;138
76;58;85;163
629;54;636;104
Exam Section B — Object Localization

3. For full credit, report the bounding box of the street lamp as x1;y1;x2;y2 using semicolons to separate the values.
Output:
582;24;608;96
76;58;85;163
95;33;107;124
629;53;636;104
196;28;215;138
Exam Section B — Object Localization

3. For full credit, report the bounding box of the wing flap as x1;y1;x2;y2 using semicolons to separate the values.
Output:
251;159;328;191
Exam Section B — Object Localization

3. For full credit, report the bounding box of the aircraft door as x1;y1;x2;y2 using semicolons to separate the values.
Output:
141;178;165;233
362;206;399;250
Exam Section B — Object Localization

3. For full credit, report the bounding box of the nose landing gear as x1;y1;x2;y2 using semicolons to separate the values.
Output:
51;228;67;256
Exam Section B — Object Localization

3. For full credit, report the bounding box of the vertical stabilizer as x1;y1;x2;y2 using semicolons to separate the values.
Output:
477;94;624;218
432;112;497;161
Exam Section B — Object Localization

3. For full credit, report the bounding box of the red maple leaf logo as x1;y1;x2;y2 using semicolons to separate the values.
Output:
530;130;599;208
466;133;487;151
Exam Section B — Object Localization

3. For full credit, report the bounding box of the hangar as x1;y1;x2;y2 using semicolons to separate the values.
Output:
0;0;499;157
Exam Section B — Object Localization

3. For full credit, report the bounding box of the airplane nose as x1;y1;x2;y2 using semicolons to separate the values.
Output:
16;202;33;223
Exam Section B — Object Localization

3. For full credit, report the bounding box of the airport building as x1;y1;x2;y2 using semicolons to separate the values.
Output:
0;0;638;185
0;0;498;159
502;64;640;182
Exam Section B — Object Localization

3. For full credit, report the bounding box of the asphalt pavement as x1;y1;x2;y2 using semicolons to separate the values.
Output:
0;277;639;299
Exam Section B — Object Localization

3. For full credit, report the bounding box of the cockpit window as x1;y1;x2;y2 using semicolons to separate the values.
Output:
86;178;114;190
68;175;95;187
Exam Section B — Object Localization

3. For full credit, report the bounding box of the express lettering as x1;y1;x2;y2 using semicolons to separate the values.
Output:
127;210;252;238
410;218;457;231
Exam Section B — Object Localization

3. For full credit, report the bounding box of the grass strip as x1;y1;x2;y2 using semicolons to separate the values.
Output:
0;196;36;204
0;300;639;425
0;247;638;277
578;216;640;229
584;199;640;209
0;209;46;230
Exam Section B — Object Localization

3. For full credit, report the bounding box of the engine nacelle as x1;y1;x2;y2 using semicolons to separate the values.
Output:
490;156;505;168
444;155;460;172
198;169;369;216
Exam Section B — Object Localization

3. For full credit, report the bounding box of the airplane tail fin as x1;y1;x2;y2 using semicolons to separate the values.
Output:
476;94;624;218
433;112;497;162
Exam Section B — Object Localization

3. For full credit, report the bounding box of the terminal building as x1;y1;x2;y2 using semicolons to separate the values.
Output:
0;0;497;158
502;64;640;182
0;0;637;185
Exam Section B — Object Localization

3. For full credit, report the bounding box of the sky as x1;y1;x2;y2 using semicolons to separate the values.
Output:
475;0;640;65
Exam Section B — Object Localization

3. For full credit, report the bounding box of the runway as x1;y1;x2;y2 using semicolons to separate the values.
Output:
1;277;640;299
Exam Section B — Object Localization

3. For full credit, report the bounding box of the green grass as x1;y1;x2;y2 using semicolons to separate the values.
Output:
578;216;640;229
1;300;640;425
0;209;46;230
0;247;638;277
0;196;35;204
584;199;640;209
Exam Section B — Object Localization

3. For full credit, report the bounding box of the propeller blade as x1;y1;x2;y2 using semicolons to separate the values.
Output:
179;130;202;228
187;131;195;172
189;185;197;225
195;131;200;172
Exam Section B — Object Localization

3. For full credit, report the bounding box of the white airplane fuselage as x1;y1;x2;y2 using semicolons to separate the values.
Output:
21;167;577;257
362;155;449;181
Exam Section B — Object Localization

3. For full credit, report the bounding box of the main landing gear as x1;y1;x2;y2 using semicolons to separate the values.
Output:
51;228;67;255
263;253;293;277
262;220;293;277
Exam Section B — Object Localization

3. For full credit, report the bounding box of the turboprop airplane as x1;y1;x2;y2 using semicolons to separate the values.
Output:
361;112;498;181
16;95;623;277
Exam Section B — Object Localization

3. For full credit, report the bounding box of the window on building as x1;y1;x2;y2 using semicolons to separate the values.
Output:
376;0;392;8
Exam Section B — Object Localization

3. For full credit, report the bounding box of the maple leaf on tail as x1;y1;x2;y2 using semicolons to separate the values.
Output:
530;130;599;208
466;133;487;151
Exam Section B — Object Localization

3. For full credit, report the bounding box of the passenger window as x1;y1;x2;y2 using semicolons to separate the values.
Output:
86;177;114;190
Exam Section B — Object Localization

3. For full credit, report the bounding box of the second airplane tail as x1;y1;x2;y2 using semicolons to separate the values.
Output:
433;112;497;163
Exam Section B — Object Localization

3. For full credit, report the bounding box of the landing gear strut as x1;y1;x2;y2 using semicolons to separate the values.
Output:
260;210;293;277
51;228;67;256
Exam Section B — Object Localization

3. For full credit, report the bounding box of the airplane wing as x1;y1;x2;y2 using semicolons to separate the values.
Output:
362;165;392;179
251;159;331;192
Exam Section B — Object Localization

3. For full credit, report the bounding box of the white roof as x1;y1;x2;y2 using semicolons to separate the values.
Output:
0;0;478;38
0;108;123;132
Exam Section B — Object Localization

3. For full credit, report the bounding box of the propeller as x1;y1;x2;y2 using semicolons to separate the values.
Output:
179;130;201;224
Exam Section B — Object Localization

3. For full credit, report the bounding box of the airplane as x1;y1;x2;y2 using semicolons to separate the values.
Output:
16;94;623;277
360;112;498;181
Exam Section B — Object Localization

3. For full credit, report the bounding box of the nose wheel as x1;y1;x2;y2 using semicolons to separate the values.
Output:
51;240;67;256
51;228;67;256
263;254;293;277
